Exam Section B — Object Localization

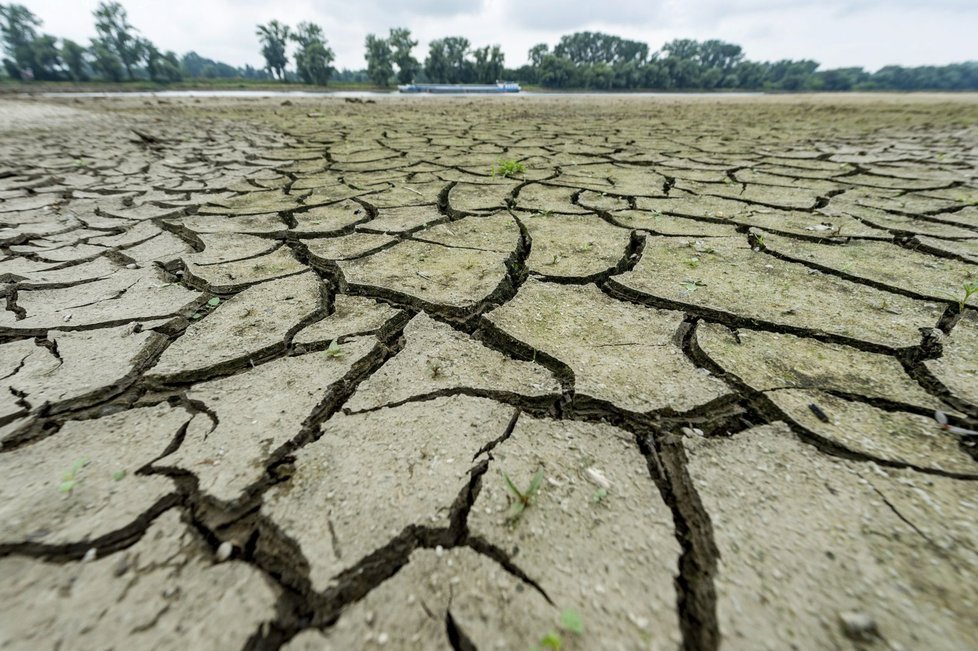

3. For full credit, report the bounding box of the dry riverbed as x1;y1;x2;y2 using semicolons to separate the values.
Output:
0;93;976;650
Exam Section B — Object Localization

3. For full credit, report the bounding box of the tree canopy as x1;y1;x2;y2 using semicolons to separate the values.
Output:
291;22;335;85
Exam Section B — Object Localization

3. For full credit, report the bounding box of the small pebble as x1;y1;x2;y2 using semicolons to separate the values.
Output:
82;548;97;563
839;611;878;640
216;541;233;562
585;467;611;489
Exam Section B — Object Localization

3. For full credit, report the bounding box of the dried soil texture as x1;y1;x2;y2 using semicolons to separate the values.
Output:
0;93;977;651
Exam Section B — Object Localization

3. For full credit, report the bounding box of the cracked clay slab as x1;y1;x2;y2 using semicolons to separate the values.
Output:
766;388;978;476
0;404;189;547
149;271;321;381
613;236;944;348
159;337;382;503
0;509;277;651
695;321;947;411
345;313;559;411
488;279;729;413
686;423;978;651
284;547;556;650
468;414;683;648
339;238;513;313
261;396;515;592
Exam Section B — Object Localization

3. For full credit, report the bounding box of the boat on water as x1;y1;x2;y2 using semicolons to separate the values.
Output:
397;82;521;94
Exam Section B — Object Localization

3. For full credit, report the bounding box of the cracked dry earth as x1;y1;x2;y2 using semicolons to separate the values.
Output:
0;93;977;651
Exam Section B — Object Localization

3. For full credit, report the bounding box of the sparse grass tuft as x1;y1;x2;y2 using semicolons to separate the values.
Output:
503;468;544;523
491;159;526;178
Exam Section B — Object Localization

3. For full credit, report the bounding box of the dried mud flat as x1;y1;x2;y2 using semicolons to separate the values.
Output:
0;93;977;651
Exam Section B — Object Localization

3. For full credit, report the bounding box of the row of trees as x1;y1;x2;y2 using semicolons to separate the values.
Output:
517;33;978;91
254;20;334;84
3;4;977;91
362;31;505;86
0;2;274;82
1;2;180;82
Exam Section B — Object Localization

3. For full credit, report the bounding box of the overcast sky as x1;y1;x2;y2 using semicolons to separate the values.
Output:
20;0;978;72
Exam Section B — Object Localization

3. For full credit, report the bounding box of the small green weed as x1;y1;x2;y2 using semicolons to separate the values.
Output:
325;340;344;358
503;468;544;522
60;458;88;495
491;159;526;178
532;609;584;651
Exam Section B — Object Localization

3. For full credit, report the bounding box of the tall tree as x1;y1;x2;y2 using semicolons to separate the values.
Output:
364;34;393;86
442;36;470;83
0;3;40;78
144;40;181;82
291;22;334;85
528;43;549;67
425;36;471;83
256;20;290;81
93;1;143;80
553;31;647;66
388;27;418;84
61;38;87;81
471;45;504;83
89;40;123;81
424;38;448;83
30;33;61;79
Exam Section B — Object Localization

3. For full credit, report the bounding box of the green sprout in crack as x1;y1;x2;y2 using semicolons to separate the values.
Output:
325;340;344;358
60;457;88;495
503;468;544;523
532;210;553;219
491;159;526;178
957;280;978;311
943;280;978;311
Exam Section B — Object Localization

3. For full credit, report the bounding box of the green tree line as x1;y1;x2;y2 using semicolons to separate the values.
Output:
515;32;978;91
3;3;977;91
